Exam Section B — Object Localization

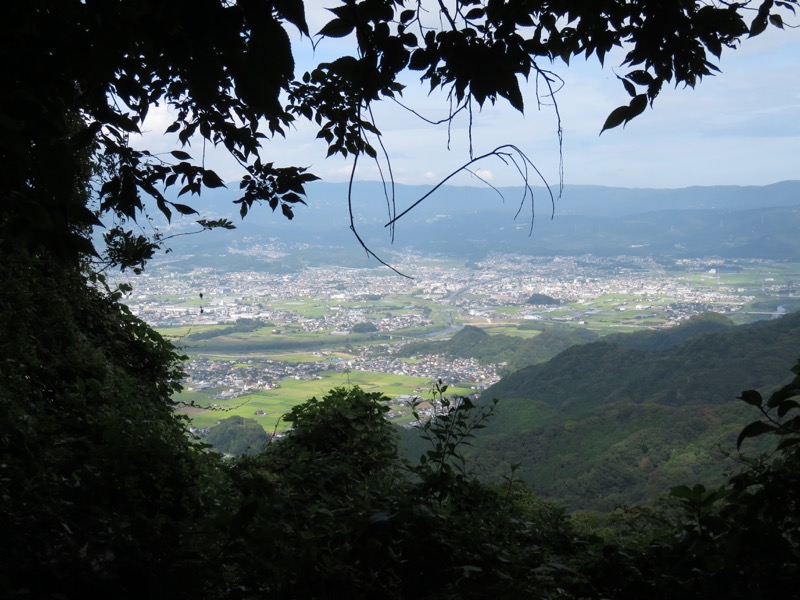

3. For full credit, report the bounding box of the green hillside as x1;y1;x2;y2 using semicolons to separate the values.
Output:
395;313;737;379
397;324;598;373
202;415;270;456
470;311;800;510
605;311;736;351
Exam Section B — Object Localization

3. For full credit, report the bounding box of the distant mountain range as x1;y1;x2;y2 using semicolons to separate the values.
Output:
147;180;800;268
447;310;800;511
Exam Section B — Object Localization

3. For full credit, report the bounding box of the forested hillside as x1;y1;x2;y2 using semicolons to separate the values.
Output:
470;311;800;509
604;311;736;351
397;324;599;374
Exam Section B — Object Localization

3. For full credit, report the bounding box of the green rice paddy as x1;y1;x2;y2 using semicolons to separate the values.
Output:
177;369;473;430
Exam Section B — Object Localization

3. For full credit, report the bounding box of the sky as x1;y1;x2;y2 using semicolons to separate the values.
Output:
140;4;800;191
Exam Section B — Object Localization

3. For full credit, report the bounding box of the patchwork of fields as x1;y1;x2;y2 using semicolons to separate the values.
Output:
133;255;800;434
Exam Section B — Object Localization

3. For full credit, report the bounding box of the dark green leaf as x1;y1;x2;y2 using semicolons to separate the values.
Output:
409;49;429;70
281;192;306;204
777;436;800;450
670;484;699;501
327;55;359;78
767;383;800;407
400;9;415;24
749;15;769;36
197;218;236;230
778;399;800;418
737;420;778;450
749;0;774;37
739;389;763;407
627;70;653;86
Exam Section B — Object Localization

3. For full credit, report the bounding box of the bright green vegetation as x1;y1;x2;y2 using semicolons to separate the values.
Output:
181;318;272;342
179;309;797;490
7;256;800;598
472;323;544;338
350;321;378;333
150;260;800;345
179;331;371;353
180;370;472;430
175;295;792;440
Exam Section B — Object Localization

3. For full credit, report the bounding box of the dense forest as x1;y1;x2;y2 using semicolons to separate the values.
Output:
471;312;800;508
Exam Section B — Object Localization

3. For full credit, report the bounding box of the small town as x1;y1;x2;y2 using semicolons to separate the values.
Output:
111;249;796;405
120;250;779;329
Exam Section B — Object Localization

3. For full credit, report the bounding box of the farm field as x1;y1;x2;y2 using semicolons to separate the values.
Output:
127;255;800;438
177;368;473;431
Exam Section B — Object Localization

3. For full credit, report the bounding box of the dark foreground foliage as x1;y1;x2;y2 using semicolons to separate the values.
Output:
578;360;800;600
0;252;230;598
3;259;798;600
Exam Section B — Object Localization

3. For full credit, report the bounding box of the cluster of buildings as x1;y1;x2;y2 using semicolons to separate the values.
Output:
111;250;795;406
184;356;331;396
342;351;498;387
180;350;496;403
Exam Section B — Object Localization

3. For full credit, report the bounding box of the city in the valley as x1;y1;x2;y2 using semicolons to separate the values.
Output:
112;246;800;431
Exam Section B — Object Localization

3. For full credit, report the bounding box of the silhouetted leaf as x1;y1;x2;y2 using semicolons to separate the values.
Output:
739;389;763;407
319;18;354;38
737;420;778;449
172;203;198;215
601;105;630;132
274;0;309;36
778;399;800;418
202;170;226;188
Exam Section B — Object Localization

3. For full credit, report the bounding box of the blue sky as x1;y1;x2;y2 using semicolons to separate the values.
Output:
139;7;800;190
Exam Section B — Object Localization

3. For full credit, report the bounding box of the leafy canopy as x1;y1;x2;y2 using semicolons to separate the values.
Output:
2;0;794;268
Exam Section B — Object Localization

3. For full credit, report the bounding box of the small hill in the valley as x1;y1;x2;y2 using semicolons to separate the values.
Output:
203;415;270;456
526;293;560;306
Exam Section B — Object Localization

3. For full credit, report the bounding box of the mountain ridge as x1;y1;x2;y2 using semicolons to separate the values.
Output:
147;180;800;267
